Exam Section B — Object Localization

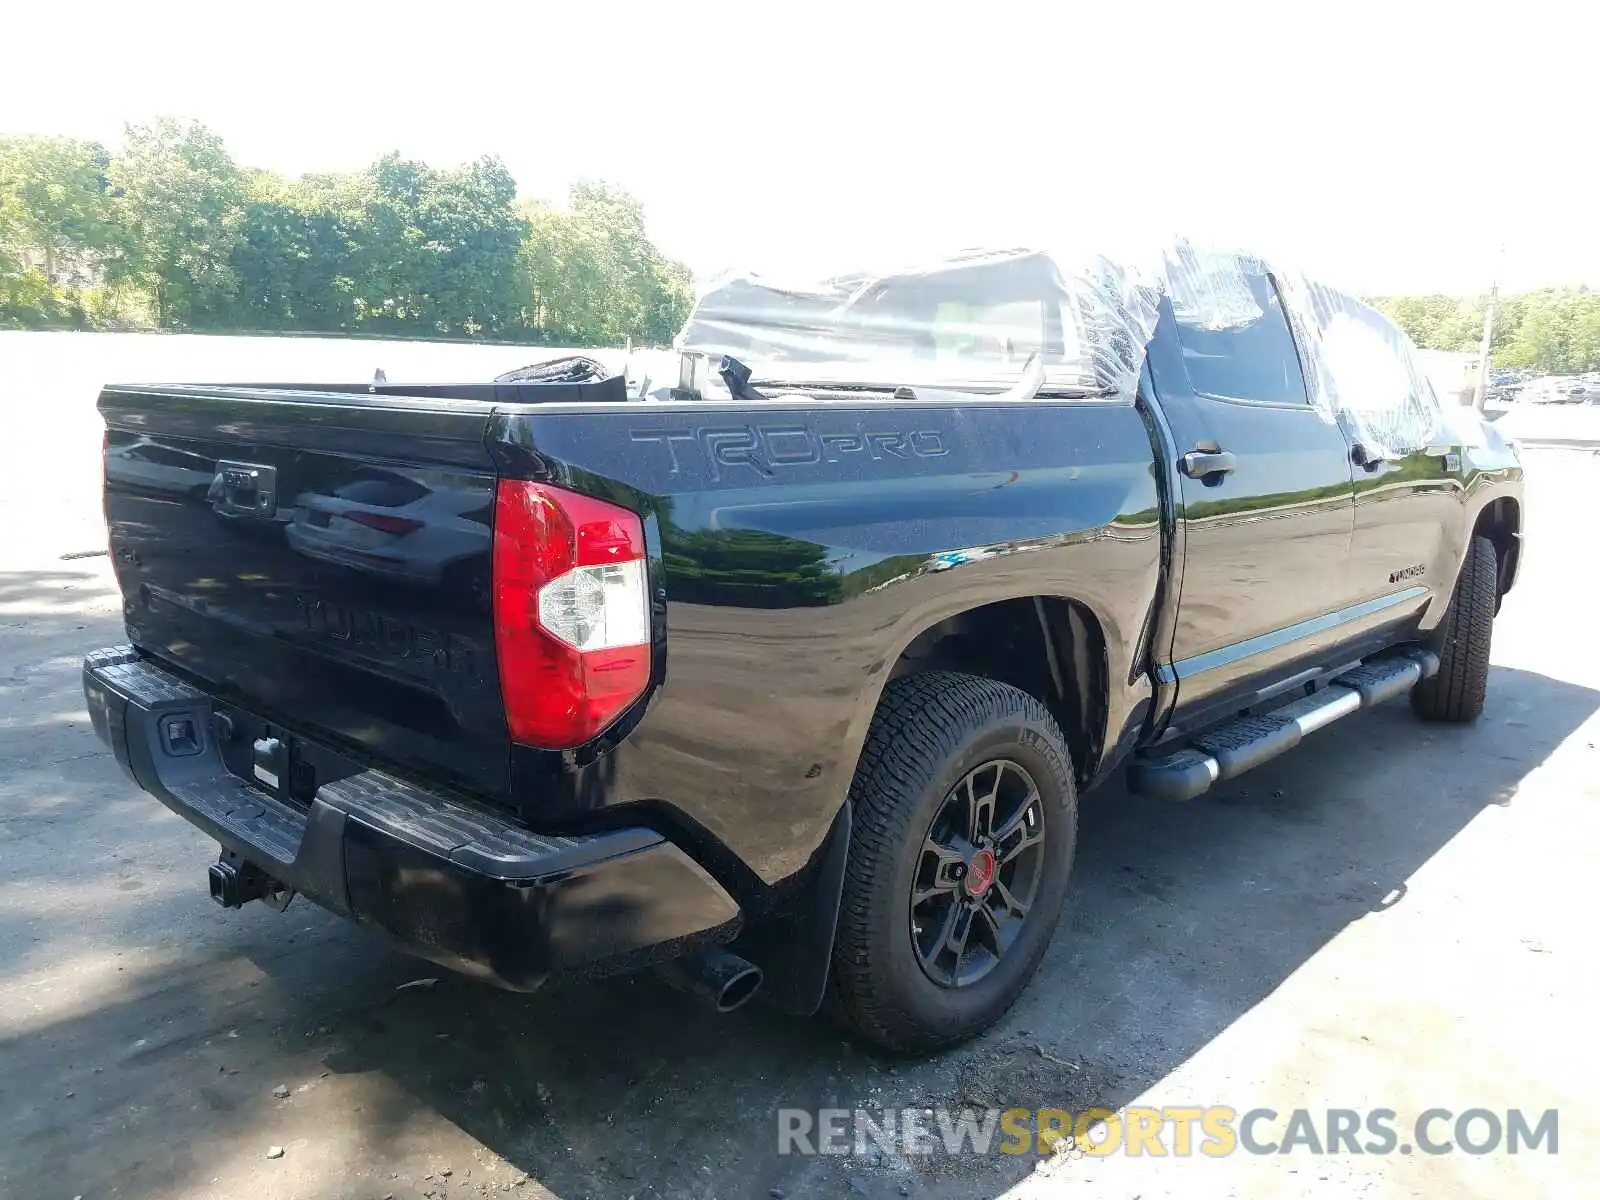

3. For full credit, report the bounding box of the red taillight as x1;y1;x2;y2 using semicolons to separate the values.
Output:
492;479;652;749
343;510;424;536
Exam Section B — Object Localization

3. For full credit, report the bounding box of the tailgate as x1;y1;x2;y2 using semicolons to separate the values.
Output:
100;385;509;795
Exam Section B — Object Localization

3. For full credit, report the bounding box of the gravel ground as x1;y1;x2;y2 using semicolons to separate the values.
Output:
1;333;1596;1200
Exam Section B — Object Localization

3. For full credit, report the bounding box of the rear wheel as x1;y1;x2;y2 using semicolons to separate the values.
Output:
829;672;1077;1053
1412;535;1497;723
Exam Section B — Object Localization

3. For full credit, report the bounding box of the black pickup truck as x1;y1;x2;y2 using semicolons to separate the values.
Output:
83;248;1523;1052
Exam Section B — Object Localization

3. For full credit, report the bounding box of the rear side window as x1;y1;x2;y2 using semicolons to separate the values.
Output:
1171;271;1310;405
1316;303;1442;454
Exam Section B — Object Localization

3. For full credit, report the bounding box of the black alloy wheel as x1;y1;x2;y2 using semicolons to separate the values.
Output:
911;759;1046;989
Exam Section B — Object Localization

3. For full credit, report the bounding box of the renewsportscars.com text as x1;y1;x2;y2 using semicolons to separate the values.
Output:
777;1106;1559;1158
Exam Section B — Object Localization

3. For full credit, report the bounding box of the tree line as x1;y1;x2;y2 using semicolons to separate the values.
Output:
1372;288;1600;376
0;118;694;344
7;124;1597;373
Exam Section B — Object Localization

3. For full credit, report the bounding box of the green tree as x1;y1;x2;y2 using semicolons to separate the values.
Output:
643;255;695;344
228;169;363;331
1376;287;1600;375
1498;288;1600;374
1375;294;1449;347
1432;299;1488;352
0;135;115;281
1373;293;1487;353
0;135;119;327
418;156;528;336
0;249;68;328
519;180;693;344
1490;292;1526;358
0;169;35;325
5;121;693;342
342;153;529;336
1570;297;1600;373
519;195;610;341
106;118;244;327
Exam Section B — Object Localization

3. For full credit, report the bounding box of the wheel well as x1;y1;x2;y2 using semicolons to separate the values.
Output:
886;596;1108;784
1473;497;1520;596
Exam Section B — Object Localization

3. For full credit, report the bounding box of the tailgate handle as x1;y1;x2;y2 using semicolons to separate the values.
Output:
210;460;279;517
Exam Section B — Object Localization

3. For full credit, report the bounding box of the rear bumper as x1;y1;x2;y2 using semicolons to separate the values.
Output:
82;646;740;989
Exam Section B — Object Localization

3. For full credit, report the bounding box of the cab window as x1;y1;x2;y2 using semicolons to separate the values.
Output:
1170;269;1311;405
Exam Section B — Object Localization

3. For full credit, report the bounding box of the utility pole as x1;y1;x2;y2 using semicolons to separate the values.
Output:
1471;243;1505;413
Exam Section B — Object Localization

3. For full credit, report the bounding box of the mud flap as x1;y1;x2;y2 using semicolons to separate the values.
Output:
734;803;851;1016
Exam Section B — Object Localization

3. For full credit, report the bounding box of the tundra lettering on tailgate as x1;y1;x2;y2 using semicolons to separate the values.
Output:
295;596;480;678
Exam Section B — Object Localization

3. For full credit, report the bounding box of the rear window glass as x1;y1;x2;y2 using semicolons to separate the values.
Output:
931;298;1051;367
1172;272;1310;405
677;251;1133;396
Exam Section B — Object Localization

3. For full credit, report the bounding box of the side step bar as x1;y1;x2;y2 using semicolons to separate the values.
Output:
1129;650;1440;801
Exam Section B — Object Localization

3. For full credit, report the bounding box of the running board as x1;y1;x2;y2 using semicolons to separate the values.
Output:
1128;650;1440;801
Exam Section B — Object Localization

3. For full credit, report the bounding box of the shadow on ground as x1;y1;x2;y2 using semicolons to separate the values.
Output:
2;558;1596;1200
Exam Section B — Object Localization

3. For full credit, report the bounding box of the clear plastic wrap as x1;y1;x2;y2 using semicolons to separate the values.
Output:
675;247;1161;404
673;239;1446;458
1275;270;1445;457
1161;241;1265;333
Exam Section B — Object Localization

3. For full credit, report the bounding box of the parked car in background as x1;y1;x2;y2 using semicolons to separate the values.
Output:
1520;376;1587;404
285;474;492;604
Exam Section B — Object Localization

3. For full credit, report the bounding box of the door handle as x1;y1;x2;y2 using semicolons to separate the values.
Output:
1350;443;1386;472
1179;449;1236;479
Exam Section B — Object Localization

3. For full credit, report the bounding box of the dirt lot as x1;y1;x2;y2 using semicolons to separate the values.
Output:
1;333;1596;1200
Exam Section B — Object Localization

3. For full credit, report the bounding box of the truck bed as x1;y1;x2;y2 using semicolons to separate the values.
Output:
99;379;1166;864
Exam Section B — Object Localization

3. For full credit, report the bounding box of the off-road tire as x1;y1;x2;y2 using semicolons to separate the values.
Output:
1412;535;1497;723
829;672;1077;1054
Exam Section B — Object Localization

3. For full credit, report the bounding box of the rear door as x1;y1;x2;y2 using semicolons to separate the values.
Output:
101;386;507;795
1316;301;1465;620
1145;260;1359;729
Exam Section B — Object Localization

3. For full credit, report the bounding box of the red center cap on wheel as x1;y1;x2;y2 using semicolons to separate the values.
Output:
965;847;997;897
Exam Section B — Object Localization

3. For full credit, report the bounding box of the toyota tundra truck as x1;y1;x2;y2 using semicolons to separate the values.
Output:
82;247;1523;1052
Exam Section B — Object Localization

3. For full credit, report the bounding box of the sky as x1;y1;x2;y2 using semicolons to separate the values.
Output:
3;0;1592;295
